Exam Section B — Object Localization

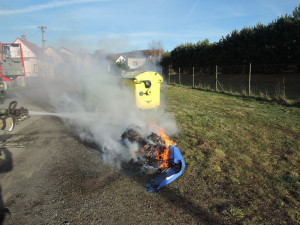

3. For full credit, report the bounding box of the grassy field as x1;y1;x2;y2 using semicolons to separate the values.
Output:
162;85;300;224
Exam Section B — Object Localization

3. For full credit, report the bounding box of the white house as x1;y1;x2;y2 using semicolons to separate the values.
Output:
116;56;126;63
127;57;147;69
13;35;51;85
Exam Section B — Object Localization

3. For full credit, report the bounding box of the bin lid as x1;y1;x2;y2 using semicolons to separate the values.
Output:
122;71;163;83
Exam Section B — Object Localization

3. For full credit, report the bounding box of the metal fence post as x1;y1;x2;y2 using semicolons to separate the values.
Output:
282;77;285;98
168;65;170;84
249;63;251;96
179;67;181;85
193;66;195;87
216;65;218;92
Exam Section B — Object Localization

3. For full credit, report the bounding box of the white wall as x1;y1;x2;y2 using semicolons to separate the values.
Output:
127;58;146;69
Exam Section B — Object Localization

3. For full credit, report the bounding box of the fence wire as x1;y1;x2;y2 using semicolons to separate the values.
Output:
165;64;300;100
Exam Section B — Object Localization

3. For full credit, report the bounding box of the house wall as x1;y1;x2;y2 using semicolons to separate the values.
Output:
13;39;40;78
127;58;147;69
14;39;37;58
45;48;64;65
60;48;81;68
45;47;65;79
23;57;39;77
10;38;55;87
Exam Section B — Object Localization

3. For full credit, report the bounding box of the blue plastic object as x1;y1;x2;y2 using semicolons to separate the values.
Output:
145;145;185;192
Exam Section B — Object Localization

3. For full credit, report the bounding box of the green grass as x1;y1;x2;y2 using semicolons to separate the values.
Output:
163;85;300;224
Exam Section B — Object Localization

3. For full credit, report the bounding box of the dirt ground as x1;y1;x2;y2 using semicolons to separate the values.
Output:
0;90;222;225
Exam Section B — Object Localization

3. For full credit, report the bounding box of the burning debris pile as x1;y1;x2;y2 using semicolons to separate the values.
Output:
122;128;169;170
121;126;185;193
34;68;184;192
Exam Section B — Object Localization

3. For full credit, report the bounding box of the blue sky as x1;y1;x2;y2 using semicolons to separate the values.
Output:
0;0;298;53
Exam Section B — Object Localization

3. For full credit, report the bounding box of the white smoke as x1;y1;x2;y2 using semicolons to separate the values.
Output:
34;48;178;168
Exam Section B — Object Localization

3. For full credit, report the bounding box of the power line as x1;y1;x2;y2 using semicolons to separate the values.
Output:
28;30;40;39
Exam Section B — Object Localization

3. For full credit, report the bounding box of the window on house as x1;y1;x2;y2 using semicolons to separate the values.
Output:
34;64;38;73
133;61;138;66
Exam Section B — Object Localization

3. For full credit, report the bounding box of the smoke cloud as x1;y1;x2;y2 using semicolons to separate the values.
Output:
30;48;178;168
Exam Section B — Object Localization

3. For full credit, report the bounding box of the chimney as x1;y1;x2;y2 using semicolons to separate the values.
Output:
21;34;26;41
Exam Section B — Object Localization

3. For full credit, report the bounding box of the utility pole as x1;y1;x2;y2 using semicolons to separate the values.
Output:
37;26;47;50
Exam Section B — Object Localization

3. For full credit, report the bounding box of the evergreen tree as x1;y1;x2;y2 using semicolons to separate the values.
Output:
162;4;300;72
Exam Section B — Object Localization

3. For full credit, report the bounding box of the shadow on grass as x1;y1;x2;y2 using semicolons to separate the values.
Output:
159;186;225;224
125;171;225;225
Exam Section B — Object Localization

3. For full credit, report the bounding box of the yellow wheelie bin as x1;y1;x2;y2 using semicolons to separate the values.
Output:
122;71;163;109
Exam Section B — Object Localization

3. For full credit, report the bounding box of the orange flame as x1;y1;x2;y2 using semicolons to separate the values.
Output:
152;122;176;170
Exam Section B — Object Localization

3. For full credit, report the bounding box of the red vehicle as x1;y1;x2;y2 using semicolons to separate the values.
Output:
0;43;25;94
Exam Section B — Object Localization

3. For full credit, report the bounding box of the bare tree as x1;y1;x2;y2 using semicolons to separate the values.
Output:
148;40;164;59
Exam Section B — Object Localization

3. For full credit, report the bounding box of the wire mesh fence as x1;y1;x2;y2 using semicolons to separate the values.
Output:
164;64;300;101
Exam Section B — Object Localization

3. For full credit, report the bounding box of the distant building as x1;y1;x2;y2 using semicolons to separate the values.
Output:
109;51;149;70
77;49;92;67
45;46;65;65
127;57;147;69
45;46;66;79
45;46;92;78
116;56;126;63
13;35;51;85
60;47;82;68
